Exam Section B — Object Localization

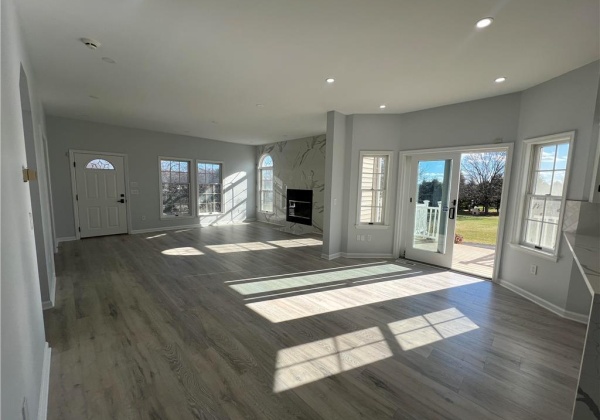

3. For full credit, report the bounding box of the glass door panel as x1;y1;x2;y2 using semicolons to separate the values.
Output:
412;159;452;254
405;153;461;268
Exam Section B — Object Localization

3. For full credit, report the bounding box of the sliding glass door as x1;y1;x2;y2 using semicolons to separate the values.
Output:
405;152;461;267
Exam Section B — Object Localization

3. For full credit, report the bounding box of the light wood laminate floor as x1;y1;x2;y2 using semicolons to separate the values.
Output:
45;222;586;420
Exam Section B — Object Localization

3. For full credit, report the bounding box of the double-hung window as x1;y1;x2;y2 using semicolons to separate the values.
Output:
519;132;573;255
197;162;223;214
358;152;391;225
259;155;274;212
160;158;192;217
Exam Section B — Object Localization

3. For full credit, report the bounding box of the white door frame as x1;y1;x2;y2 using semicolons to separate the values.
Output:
394;142;514;281
69;149;132;240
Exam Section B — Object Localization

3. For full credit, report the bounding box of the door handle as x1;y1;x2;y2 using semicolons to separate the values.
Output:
118;198;125;203
449;207;455;219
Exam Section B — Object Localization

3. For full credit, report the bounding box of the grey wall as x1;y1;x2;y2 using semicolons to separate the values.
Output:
1;0;51;417
499;61;599;312
323;111;347;257
340;92;522;256
46;117;257;237
325;61;599;316
256;135;326;235
22;106;56;307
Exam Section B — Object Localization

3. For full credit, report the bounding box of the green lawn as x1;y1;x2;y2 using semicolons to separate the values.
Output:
455;215;499;245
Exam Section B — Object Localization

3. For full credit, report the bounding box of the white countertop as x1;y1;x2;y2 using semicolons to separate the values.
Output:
564;232;600;295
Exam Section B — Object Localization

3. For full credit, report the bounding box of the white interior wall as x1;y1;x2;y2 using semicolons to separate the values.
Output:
324;61;599;317
22;105;55;307
1;0;51;417
323;111;347;257
46;117;257;238
343;92;522;256
499;61;599;313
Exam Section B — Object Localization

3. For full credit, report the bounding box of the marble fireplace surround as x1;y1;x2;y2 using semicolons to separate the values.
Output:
256;135;326;235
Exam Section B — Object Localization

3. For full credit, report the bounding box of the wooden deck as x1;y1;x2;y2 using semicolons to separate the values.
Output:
452;243;496;279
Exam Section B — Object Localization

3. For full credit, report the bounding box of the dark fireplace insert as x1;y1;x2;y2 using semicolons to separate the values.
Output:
286;189;313;226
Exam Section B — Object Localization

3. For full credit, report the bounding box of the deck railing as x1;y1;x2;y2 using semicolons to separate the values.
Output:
415;200;441;240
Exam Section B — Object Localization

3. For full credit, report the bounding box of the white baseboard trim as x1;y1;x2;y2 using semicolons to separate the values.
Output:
321;252;342;260
342;252;394;259
56;236;77;244
498;278;589;324
38;343;52;420
42;274;56;310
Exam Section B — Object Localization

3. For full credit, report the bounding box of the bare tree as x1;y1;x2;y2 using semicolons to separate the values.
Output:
460;152;506;214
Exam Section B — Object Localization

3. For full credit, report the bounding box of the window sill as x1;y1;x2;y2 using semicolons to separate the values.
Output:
508;243;559;262
355;224;390;230
199;213;223;216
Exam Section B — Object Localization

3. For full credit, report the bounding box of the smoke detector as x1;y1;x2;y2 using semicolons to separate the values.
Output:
80;38;101;50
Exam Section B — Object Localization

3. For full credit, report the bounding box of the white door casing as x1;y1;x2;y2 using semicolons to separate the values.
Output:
72;152;128;238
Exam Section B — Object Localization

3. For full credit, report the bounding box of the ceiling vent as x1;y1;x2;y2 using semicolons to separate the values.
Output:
80;38;101;50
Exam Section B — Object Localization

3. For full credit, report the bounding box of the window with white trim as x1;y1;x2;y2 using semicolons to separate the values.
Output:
358;152;391;224
160;158;192;217
519;133;573;254
197;162;223;214
259;154;274;212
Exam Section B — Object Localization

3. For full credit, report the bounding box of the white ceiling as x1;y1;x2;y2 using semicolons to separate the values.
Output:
16;0;599;145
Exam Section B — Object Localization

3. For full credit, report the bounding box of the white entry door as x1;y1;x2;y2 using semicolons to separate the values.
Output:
405;152;461;267
73;152;128;238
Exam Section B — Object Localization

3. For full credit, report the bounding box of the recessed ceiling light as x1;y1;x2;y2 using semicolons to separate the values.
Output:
379;105;387;109
256;104;264;108
475;17;494;29
102;57;116;64
89;95;99;99
326;78;335;84
495;77;507;83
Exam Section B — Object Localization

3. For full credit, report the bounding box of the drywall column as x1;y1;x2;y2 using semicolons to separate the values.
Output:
322;111;347;259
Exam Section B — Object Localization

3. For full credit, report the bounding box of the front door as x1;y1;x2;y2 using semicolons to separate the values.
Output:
405;152;461;267
73;152;128;238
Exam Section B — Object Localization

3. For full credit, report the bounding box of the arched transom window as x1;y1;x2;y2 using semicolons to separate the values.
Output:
259;155;273;212
85;159;115;170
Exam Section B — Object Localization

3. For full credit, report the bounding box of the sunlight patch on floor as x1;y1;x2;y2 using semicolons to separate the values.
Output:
389;308;479;351
161;247;204;256
230;264;410;295
246;272;483;323
146;233;167;239
273;327;392;392
267;238;323;248
206;242;277;253
225;261;387;284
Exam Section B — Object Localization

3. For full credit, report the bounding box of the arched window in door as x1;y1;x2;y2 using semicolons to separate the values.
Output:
259;154;273;212
85;159;115;170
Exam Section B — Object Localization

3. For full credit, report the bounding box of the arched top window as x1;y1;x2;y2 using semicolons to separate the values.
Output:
259;154;274;212
259;154;273;168
86;159;115;170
